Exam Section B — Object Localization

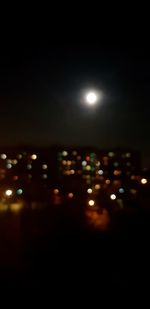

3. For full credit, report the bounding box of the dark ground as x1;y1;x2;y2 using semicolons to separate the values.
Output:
0;204;150;295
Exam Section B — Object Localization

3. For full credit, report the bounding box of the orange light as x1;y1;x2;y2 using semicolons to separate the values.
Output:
54;189;59;194
68;193;74;198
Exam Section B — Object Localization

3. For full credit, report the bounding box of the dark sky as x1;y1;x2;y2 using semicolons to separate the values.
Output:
0;39;150;166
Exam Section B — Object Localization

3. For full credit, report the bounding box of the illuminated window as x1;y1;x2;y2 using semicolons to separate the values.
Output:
108;152;115;157
31;154;37;160
27;164;32;170
42;164;48;170
1;154;7;159
98;169;103;175
62;151;68;156
110;194;116;200
87;188;92;194
82;160;87;166
42;174;48;179
86;165;91;171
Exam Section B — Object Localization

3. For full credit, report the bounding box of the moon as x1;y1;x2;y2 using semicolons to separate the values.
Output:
86;92;97;105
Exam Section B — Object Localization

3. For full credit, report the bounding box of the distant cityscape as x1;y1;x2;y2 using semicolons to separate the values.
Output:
0;146;149;213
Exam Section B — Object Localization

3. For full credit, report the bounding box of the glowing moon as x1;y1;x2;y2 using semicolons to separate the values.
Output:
86;92;97;105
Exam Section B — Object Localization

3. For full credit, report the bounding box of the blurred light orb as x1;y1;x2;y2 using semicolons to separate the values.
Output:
5;189;13;197
110;194;116;200
86;92;97;105
88;199;95;206
141;178;147;184
87;188;92;194
31;154;37;160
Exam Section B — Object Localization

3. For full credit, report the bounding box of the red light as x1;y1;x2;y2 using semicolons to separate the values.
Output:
86;156;90;161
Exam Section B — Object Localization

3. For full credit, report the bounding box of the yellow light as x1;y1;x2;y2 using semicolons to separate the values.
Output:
62;151;68;156
12;159;18;165
54;189;59;194
87;188;92;194
62;160;67;165
88;200;95;206
10;203;23;212
68;193;74;198
113;170;121;176
96;161;100;167
95;184;101;190
67;160;72;165
110;194;116;200
86;165;91;171
5;189;13;197
141;178;147;184
105;179;110;184
31;154;37;160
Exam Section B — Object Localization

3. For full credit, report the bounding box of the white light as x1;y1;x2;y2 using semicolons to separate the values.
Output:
88;199;95;206
42;174;48;179
6;163;12;169
62;151;68;156
98;169;103;175
110;194;116;200
31;154;37;160
82;160;87;166
1;154;7;160
27;164;32;170
141;178;147;184
87;188;92;194
42;164;48;170
5;189;13;197
86;92;97;105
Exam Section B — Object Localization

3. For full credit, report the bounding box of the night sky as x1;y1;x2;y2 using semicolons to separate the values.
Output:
1;39;150;166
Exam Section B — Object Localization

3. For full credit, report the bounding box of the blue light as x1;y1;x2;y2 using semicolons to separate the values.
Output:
119;188;125;194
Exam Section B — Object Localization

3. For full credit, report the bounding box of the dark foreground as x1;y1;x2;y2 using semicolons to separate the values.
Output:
0;203;150;294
